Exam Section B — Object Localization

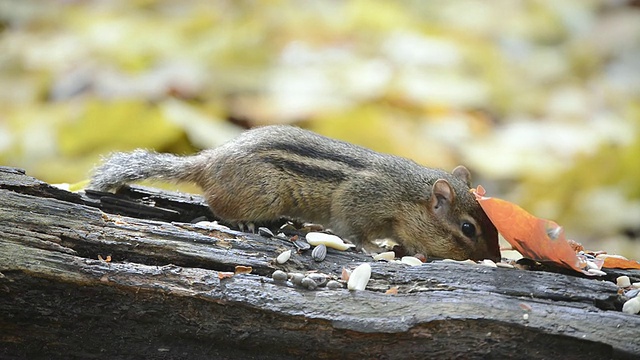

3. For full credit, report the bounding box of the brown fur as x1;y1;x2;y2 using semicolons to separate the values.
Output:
89;125;500;261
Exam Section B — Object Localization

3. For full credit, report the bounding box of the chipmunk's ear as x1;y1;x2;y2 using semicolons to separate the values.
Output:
431;179;455;216
452;165;471;187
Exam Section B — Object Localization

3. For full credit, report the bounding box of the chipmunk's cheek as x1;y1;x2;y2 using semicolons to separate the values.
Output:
445;235;473;261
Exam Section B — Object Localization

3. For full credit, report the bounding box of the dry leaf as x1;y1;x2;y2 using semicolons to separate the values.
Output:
473;185;586;274
385;287;398;295
218;272;234;280
602;257;640;270
234;265;252;275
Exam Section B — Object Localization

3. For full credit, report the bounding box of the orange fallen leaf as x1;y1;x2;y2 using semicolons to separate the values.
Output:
218;272;234;280
602;257;640;270
234;265;252;275
385;287;398;295
473;186;585;274
98;255;112;262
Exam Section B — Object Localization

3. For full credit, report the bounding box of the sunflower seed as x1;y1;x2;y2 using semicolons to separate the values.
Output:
496;262;515;269
271;270;288;282
290;273;304;285
312;244;327;262
480;259;498;268
400;256;423;266
276;250;291;264
347;263;371;291
307;273;329;287
258;227;274;237
373;251;396;261
279;222;297;232
587;268;606;276
301;277;317;290
586;260;600;270
294;238;311;251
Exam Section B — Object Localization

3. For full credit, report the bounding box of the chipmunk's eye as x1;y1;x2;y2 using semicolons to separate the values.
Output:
461;222;476;238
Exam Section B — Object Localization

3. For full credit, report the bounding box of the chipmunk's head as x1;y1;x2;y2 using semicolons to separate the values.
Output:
428;166;500;261
398;166;500;261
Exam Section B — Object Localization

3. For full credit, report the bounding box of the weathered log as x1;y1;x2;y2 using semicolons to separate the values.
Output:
1;166;639;359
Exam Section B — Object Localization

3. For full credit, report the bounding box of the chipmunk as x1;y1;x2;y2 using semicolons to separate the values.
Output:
88;125;500;261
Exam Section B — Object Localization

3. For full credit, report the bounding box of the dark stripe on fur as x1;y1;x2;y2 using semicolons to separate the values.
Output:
268;142;368;170
261;155;348;181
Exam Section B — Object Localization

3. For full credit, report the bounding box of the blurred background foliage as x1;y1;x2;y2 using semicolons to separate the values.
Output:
0;0;638;257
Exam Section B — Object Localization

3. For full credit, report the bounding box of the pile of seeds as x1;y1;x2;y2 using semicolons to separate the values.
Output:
271;269;343;290
265;225;368;291
260;222;640;314
261;222;356;265
618;275;640;315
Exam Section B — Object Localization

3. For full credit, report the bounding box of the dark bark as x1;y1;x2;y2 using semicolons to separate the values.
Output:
1;166;639;360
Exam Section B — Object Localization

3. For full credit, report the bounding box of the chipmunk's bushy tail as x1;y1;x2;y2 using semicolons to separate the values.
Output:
87;150;201;192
